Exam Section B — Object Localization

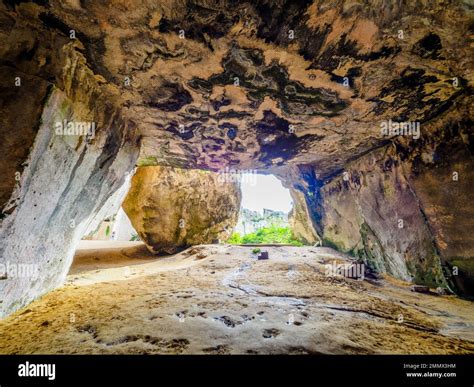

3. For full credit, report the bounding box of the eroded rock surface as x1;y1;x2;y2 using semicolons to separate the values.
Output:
288;188;319;245
291;116;473;296
0;83;139;318
24;0;470;178
123;166;241;254
0;7;140;317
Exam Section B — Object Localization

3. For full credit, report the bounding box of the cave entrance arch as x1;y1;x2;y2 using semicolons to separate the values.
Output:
230;173;301;246
66;167;308;283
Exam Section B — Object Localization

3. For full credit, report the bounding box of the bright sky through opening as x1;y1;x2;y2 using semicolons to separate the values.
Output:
240;173;293;214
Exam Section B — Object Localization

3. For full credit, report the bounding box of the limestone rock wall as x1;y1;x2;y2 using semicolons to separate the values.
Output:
0;8;139;317
303;112;473;296
317;145;444;286
0;86;138;318
288;188;320;245
123;166;241;254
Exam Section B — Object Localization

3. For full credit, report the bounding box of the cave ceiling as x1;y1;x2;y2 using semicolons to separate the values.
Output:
2;0;472;179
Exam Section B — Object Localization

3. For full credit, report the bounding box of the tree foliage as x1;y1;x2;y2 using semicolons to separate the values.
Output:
227;226;303;246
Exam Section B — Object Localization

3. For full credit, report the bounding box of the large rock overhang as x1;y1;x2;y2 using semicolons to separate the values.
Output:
3;0;467;176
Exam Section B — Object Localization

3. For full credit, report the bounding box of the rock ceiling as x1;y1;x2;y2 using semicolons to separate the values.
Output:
5;0;470;178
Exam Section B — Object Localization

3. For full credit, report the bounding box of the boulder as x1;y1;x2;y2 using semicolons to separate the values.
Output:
123;166;241;254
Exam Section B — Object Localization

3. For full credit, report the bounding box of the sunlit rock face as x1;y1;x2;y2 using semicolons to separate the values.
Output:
288;188;319;245
123;166;241;254
0;0;473;317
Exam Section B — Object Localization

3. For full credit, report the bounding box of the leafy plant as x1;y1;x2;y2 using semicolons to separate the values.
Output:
252;248;261;254
227;232;242;244
227;226;303;246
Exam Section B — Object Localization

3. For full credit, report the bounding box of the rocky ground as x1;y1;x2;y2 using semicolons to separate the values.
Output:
0;242;472;354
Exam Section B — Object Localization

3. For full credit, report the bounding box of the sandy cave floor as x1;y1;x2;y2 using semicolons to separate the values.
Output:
0;241;473;354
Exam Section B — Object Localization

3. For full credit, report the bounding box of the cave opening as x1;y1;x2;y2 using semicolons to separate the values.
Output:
82;207;139;243
69;205;147;279
67;167;305;281
230;172;302;246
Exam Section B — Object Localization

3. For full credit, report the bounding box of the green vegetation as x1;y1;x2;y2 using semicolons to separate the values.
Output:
130;233;140;241
227;232;243;244
252;248;261;254
227;226;303;246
